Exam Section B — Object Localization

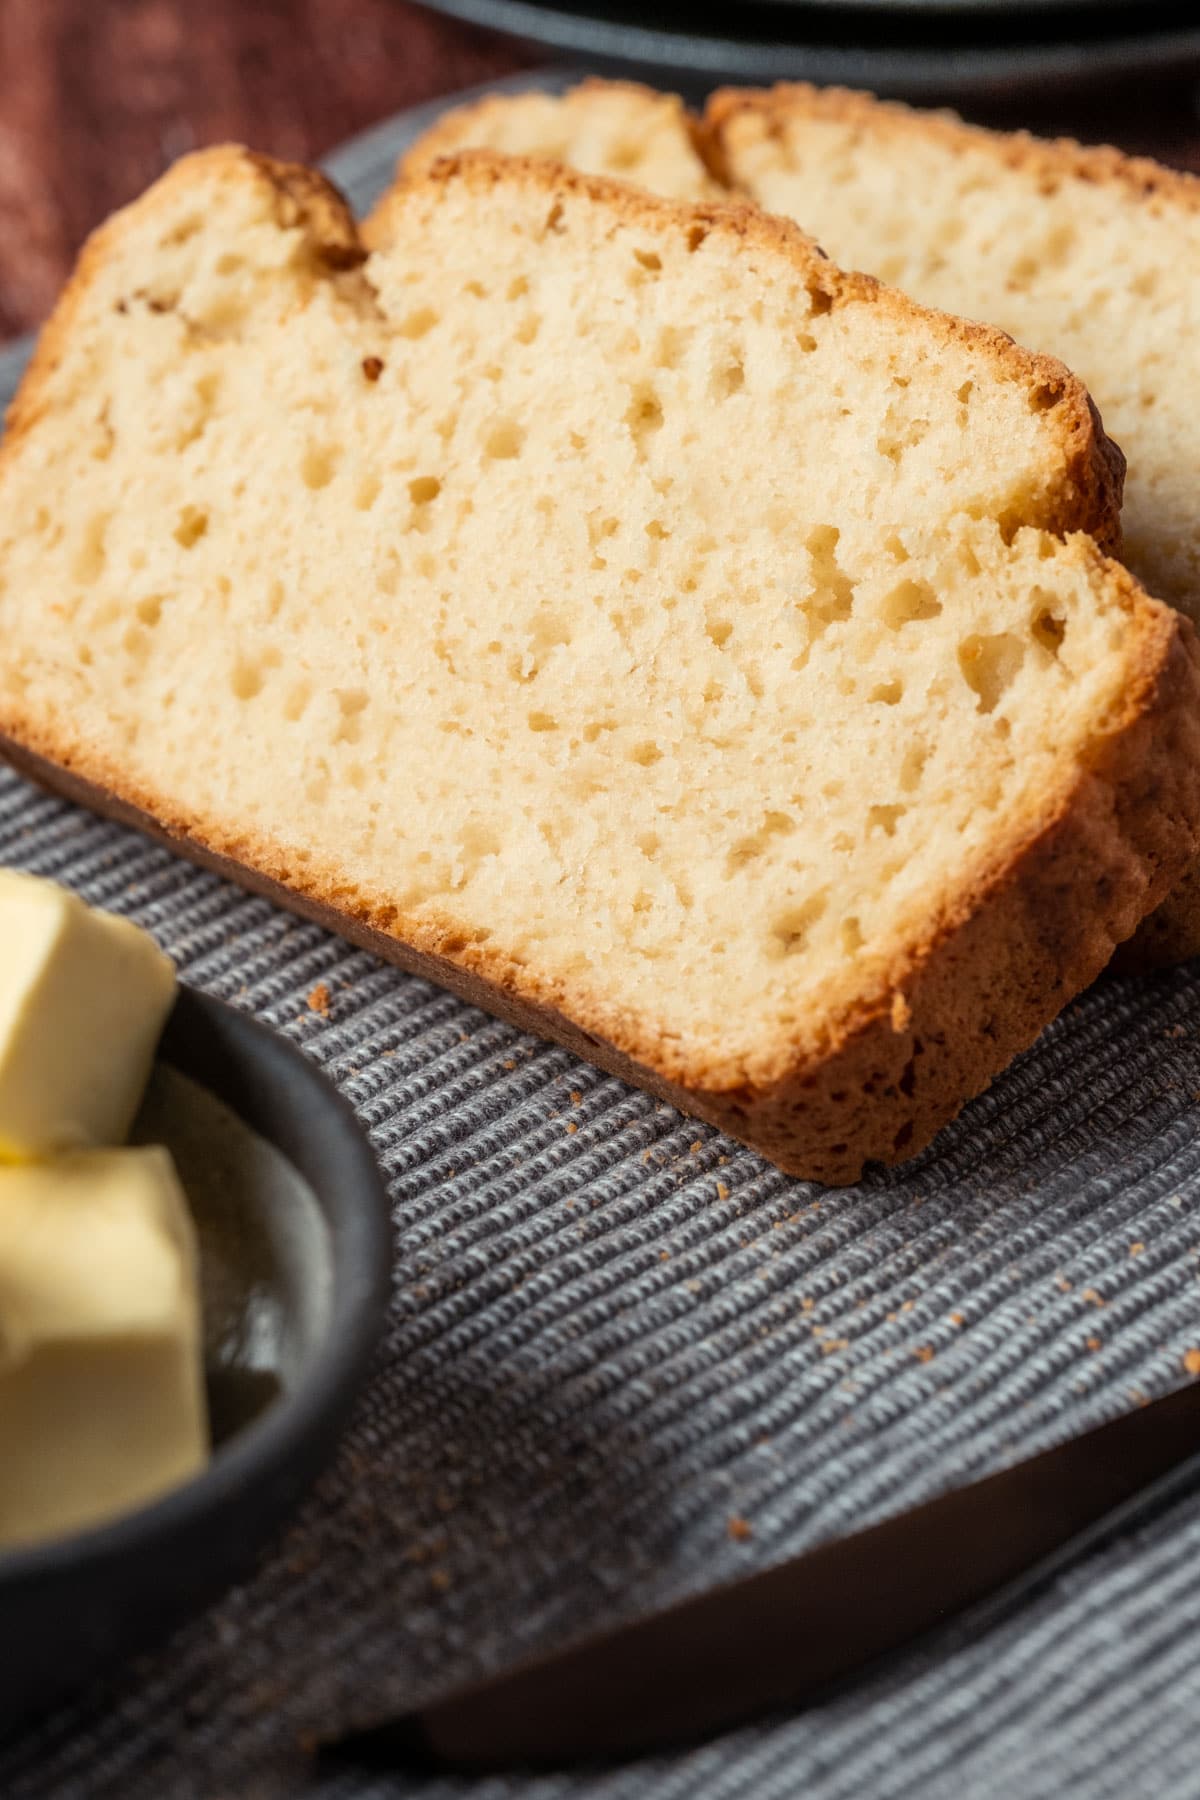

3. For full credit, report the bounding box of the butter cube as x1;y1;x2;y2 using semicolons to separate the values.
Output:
0;871;176;1159
0;1147;209;1549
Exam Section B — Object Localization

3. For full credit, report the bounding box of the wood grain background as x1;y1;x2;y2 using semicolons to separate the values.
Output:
0;0;1198;346
0;0;533;342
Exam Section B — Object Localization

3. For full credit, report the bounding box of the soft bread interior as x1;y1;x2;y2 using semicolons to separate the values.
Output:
0;149;1163;1087
392;79;721;201
710;89;1200;618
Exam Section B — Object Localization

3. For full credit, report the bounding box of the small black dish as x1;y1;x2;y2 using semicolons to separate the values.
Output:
0;987;392;1727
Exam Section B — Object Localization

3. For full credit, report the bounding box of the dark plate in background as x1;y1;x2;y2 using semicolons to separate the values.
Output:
0;988;391;1726
407;0;1200;98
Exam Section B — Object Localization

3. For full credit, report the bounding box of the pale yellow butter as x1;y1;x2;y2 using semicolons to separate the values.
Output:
0;1146;209;1549
0;871;176;1160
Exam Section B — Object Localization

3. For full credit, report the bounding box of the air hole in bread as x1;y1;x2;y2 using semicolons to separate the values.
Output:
73;513;109;584
959;631;1025;713
231;657;265;701
868;804;905;838
172;505;208;549
630;741;662;766
713;357;745;400
408;475;441;504
869;678;903;706
626;383;664;447
633;248;662;274
284;681;311;722
483;419;524;460
881;577;942;628
301;445;339;490
770;891;829;958
804;524;855;626
1030;593;1066;657
899;743;929;792
334;688;368;743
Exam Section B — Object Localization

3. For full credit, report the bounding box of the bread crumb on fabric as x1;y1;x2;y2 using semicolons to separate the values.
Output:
727;1514;753;1542
306;982;331;1017
1183;1347;1200;1376
913;1344;935;1363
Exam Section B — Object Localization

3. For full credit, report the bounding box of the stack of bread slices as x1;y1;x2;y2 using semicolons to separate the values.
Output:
1;80;1198;1183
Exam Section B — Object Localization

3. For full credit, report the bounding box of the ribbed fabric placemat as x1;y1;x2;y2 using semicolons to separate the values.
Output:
2;81;1200;1799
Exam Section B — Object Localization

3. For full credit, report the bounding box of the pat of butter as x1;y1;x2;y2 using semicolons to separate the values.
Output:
0;871;176;1160
0;1146;209;1549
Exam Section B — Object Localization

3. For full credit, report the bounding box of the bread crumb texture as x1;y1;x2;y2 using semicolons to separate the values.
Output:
708;84;1200;621
1;145;1198;1181
390;80;1200;970
391;78;723;205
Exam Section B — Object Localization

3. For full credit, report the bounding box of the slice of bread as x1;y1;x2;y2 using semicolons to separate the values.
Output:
390;80;1200;969
2;146;1197;1182
706;86;1200;620
388;78;720;205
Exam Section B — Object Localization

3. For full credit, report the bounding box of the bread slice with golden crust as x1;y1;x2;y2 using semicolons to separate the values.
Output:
1;145;1196;1181
378;77;720;213
704;84;1200;970
390;79;1200;970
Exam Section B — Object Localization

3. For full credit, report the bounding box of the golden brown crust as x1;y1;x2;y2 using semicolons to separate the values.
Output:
410;150;1124;553
0;144;1188;1179
367;138;1124;555
361;77;720;251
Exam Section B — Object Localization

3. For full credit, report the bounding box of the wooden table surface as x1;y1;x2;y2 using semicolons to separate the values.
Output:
1;0;1198;348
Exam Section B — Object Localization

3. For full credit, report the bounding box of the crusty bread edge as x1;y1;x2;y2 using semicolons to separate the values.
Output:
2;146;365;453
1;145;1190;1179
427;151;1125;551
3;578;1198;1183
368;122;1125;555
393;76;716;185
703;81;1200;972
704;82;1200;219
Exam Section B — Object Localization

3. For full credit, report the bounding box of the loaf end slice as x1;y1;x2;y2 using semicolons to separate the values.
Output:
0;146;1193;1180
365;76;719;245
